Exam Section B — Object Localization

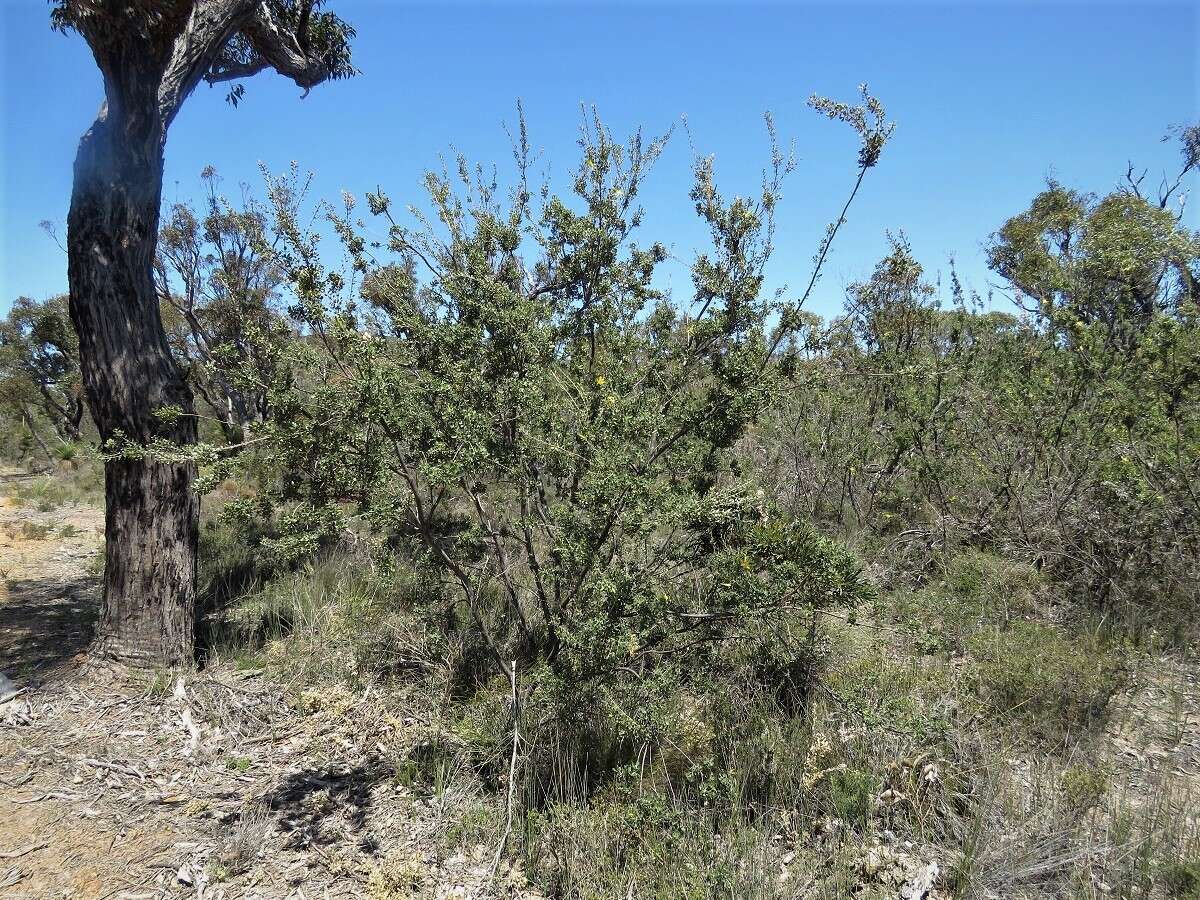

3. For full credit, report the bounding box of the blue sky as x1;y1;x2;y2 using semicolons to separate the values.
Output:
1;1;1196;320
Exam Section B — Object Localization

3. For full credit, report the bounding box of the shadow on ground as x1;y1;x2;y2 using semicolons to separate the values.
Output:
0;575;98;682
262;758;393;852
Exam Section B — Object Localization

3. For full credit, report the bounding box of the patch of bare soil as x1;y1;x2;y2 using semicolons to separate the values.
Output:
0;493;103;684
1104;654;1200;826
1;666;535;899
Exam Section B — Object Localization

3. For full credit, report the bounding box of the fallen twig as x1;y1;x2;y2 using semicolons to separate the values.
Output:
7;791;84;804
0;841;48;860
0;867;25;889
79;757;145;780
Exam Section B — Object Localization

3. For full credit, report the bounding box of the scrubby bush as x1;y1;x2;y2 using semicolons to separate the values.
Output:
753;159;1200;642
198;96;892;815
1059;761;1109;812
1162;859;1200;900
0;295;87;448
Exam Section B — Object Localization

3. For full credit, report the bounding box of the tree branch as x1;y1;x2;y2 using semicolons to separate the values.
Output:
202;59;270;84
159;0;258;127
238;2;334;92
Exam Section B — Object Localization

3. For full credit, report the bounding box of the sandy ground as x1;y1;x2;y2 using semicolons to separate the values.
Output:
0;491;103;684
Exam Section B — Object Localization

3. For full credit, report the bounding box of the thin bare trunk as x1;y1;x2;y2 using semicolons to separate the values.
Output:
19;406;55;468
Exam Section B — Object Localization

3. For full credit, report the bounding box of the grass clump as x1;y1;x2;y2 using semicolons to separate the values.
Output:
8;454;102;510
18;521;52;540
1162;860;1200;899
522;793;784;900
210;557;439;689
365;852;426;900
1059;760;1109;813
966;622;1124;743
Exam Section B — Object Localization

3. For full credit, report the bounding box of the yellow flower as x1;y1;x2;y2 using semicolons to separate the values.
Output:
595;375;606;386
605;394;616;406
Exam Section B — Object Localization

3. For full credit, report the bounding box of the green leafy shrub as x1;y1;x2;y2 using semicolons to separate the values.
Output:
201;95;891;814
890;551;1046;655
824;765;878;827
824;636;955;744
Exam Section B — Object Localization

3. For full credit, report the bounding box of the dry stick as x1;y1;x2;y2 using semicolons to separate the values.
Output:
6;791;83;804
78;758;145;780
491;658;520;879
0;841;48;860
0;868;25;890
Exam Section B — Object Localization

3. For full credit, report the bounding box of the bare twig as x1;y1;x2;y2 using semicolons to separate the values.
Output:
490;658;521;879
0;841;48;860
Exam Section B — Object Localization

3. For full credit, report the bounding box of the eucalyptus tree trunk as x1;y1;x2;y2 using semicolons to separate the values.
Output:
54;0;353;668
67;82;198;668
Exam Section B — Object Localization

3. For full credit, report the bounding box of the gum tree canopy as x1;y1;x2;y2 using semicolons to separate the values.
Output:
51;1;354;667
